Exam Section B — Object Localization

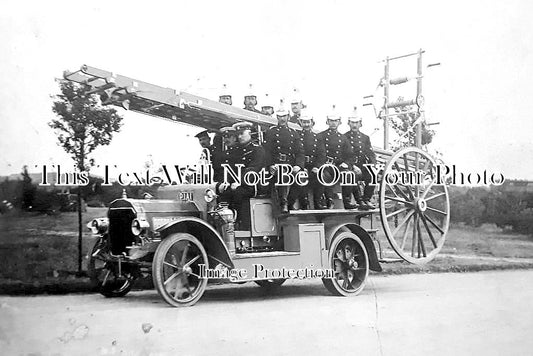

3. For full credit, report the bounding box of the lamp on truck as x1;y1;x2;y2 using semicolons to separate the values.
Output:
131;219;150;236
87;218;109;235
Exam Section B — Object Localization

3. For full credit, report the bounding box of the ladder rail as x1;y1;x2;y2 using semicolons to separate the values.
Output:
63;65;302;132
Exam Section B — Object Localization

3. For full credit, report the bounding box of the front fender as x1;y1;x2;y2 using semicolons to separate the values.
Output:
157;217;234;269
326;223;382;272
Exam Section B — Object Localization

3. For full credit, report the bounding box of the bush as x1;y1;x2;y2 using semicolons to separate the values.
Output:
86;198;104;207
31;190;62;213
0;178;23;209
449;185;533;236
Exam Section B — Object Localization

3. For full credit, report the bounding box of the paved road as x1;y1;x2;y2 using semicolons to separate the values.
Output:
1;270;532;356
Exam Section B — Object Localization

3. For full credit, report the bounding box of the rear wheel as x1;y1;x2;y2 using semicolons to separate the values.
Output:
379;147;450;265
152;233;208;307
87;236;134;298
322;232;369;296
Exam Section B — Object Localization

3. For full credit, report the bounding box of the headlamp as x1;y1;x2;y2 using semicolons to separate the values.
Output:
204;189;216;203
87;218;109;235
131;219;150;236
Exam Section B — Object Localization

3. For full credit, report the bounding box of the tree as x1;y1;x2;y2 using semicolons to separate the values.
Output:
389;96;435;151
50;80;123;171
50;79;123;273
21;165;36;211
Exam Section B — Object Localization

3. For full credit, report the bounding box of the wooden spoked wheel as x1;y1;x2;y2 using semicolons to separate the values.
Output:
379;147;450;265
88;235;134;298
152;233;208;307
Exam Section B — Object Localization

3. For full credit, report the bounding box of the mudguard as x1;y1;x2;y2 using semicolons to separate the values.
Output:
326;223;382;272
157;217;234;270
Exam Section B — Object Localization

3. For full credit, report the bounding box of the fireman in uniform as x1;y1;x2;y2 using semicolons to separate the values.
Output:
263;102;305;213
289;89;303;123
195;130;217;164
219;84;232;105
288;111;327;210
243;84;262;113
317;106;355;209
261;93;275;116
212;126;240;183
344;108;376;209
218;122;266;227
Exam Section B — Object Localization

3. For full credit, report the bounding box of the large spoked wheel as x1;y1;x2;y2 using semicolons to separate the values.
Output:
255;279;286;289
322;232;369;296
379;147;450;265
152;233;208;307
88;235;134;298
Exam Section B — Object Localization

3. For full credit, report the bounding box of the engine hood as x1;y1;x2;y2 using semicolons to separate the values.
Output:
109;198;200;214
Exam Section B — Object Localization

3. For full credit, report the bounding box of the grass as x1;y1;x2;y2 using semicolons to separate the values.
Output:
0;209;532;286
373;221;533;274
0;207;107;281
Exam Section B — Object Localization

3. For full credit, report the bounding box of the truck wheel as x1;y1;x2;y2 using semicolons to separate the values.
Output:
153;233;208;307
322;232;369;296
88;236;133;298
379;147;449;264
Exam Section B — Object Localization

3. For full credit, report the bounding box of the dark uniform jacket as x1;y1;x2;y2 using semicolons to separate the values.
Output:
235;142;266;174
289;113;300;124
318;129;354;166
300;129;326;169
212;145;240;182
344;130;376;165
263;125;305;168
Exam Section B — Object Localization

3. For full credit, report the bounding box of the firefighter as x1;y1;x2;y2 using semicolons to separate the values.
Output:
317;105;355;209
288;111;327;210
243;84;261;113
344;107;376;209
289;89;303;123
218;122;266;227
261;93;275;116
263;101;305;213
219;84;232;105
194;130;216;164
212;126;240;183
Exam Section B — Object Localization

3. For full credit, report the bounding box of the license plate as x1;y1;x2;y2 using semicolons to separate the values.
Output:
178;191;193;201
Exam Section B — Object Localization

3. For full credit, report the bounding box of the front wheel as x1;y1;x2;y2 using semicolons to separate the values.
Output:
152;233;208;307
322;232;369;296
87;235;134;298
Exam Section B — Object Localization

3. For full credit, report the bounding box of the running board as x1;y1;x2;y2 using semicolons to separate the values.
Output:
379;258;405;263
282;208;379;216
232;251;300;259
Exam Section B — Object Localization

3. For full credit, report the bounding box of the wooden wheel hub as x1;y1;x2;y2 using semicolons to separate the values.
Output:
415;198;427;212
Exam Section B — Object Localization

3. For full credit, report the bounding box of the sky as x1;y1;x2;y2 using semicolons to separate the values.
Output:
1;0;533;180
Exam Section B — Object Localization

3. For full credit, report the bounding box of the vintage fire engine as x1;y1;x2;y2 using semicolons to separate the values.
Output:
65;50;449;307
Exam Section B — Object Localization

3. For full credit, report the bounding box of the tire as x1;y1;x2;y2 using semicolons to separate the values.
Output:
152;233;208;307
322;232;369;296
379;147;450;264
88;235;134;298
